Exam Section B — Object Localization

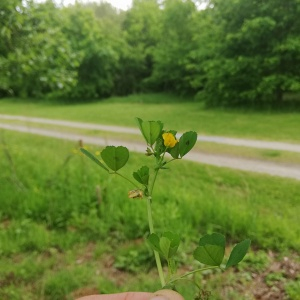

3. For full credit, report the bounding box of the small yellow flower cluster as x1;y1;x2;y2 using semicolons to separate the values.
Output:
162;132;178;148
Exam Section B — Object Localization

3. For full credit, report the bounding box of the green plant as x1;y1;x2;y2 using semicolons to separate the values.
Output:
285;279;300;300
83;118;250;298
265;271;285;287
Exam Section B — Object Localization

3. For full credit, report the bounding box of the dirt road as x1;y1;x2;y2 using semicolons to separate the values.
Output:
1;114;300;152
1;118;300;180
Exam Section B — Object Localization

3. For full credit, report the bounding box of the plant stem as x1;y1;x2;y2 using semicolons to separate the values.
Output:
147;196;166;287
115;172;139;188
146;163;166;287
168;266;219;285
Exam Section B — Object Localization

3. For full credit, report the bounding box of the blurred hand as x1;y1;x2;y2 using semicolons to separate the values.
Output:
76;289;184;300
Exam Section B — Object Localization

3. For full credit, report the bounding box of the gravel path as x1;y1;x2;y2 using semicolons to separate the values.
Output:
1;122;300;181
1;114;300;152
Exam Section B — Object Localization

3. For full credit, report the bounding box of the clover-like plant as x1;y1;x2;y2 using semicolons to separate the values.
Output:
80;118;250;298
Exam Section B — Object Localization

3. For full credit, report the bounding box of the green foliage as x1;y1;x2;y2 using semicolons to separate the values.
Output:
101;146;129;172
147;232;180;260
80;117;250;293
44;267;91;300
193;234;250;269
133;166;150;186
1;0;300;106
114;243;155;273
148;0;197;94
80;148;109;172
285;279;300;300
178;131;197;158
194;233;225;266
201;0;300;107
225;239;251;269
136;117;163;146
1;130;300;298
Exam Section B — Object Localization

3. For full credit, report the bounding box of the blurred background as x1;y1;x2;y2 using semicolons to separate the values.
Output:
0;0;300;299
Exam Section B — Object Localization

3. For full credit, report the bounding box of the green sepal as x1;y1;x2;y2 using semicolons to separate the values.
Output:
179;131;197;157
193;233;225;266
101;146;129;172
136;117;163;146
225;239;251;269
133;166;149;186
80;148;109;172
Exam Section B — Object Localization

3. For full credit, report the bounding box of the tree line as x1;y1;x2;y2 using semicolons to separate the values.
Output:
1;0;300;107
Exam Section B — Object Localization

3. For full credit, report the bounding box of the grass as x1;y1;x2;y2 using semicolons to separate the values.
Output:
0;130;300;299
1;93;300;142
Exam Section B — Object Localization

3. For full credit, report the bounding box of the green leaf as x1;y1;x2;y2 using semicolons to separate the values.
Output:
136;117;163;146
179;131;197;157
199;233;226;248
168;142;180;159
133;166;149;185
80;148;109;172
147;232;180;259
154;135;165;157
193;245;224;266
226;239;251;269
193;233;226;266
162;231;180;258
160;236;171;259
101;146;129;171
147;233;161;253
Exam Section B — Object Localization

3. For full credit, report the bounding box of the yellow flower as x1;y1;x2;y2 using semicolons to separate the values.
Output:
162;132;178;148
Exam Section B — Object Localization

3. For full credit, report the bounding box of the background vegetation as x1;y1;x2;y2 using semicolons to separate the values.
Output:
1;130;299;299
1;0;300;298
1;0;300;107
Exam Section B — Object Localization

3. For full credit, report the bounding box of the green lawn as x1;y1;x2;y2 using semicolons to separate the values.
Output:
1;93;300;142
0;131;299;299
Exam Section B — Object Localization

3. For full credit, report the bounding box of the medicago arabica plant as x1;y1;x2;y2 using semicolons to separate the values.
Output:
80;118;251;299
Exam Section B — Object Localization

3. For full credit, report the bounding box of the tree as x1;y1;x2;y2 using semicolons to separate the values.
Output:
0;0;78;98
149;0;197;94
120;0;161;93
202;0;300;107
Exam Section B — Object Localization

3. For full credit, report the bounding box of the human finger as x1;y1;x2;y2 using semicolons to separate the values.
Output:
151;289;185;300
76;292;152;300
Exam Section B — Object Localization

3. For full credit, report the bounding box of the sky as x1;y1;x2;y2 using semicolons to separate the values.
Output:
35;0;207;12
36;0;133;10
